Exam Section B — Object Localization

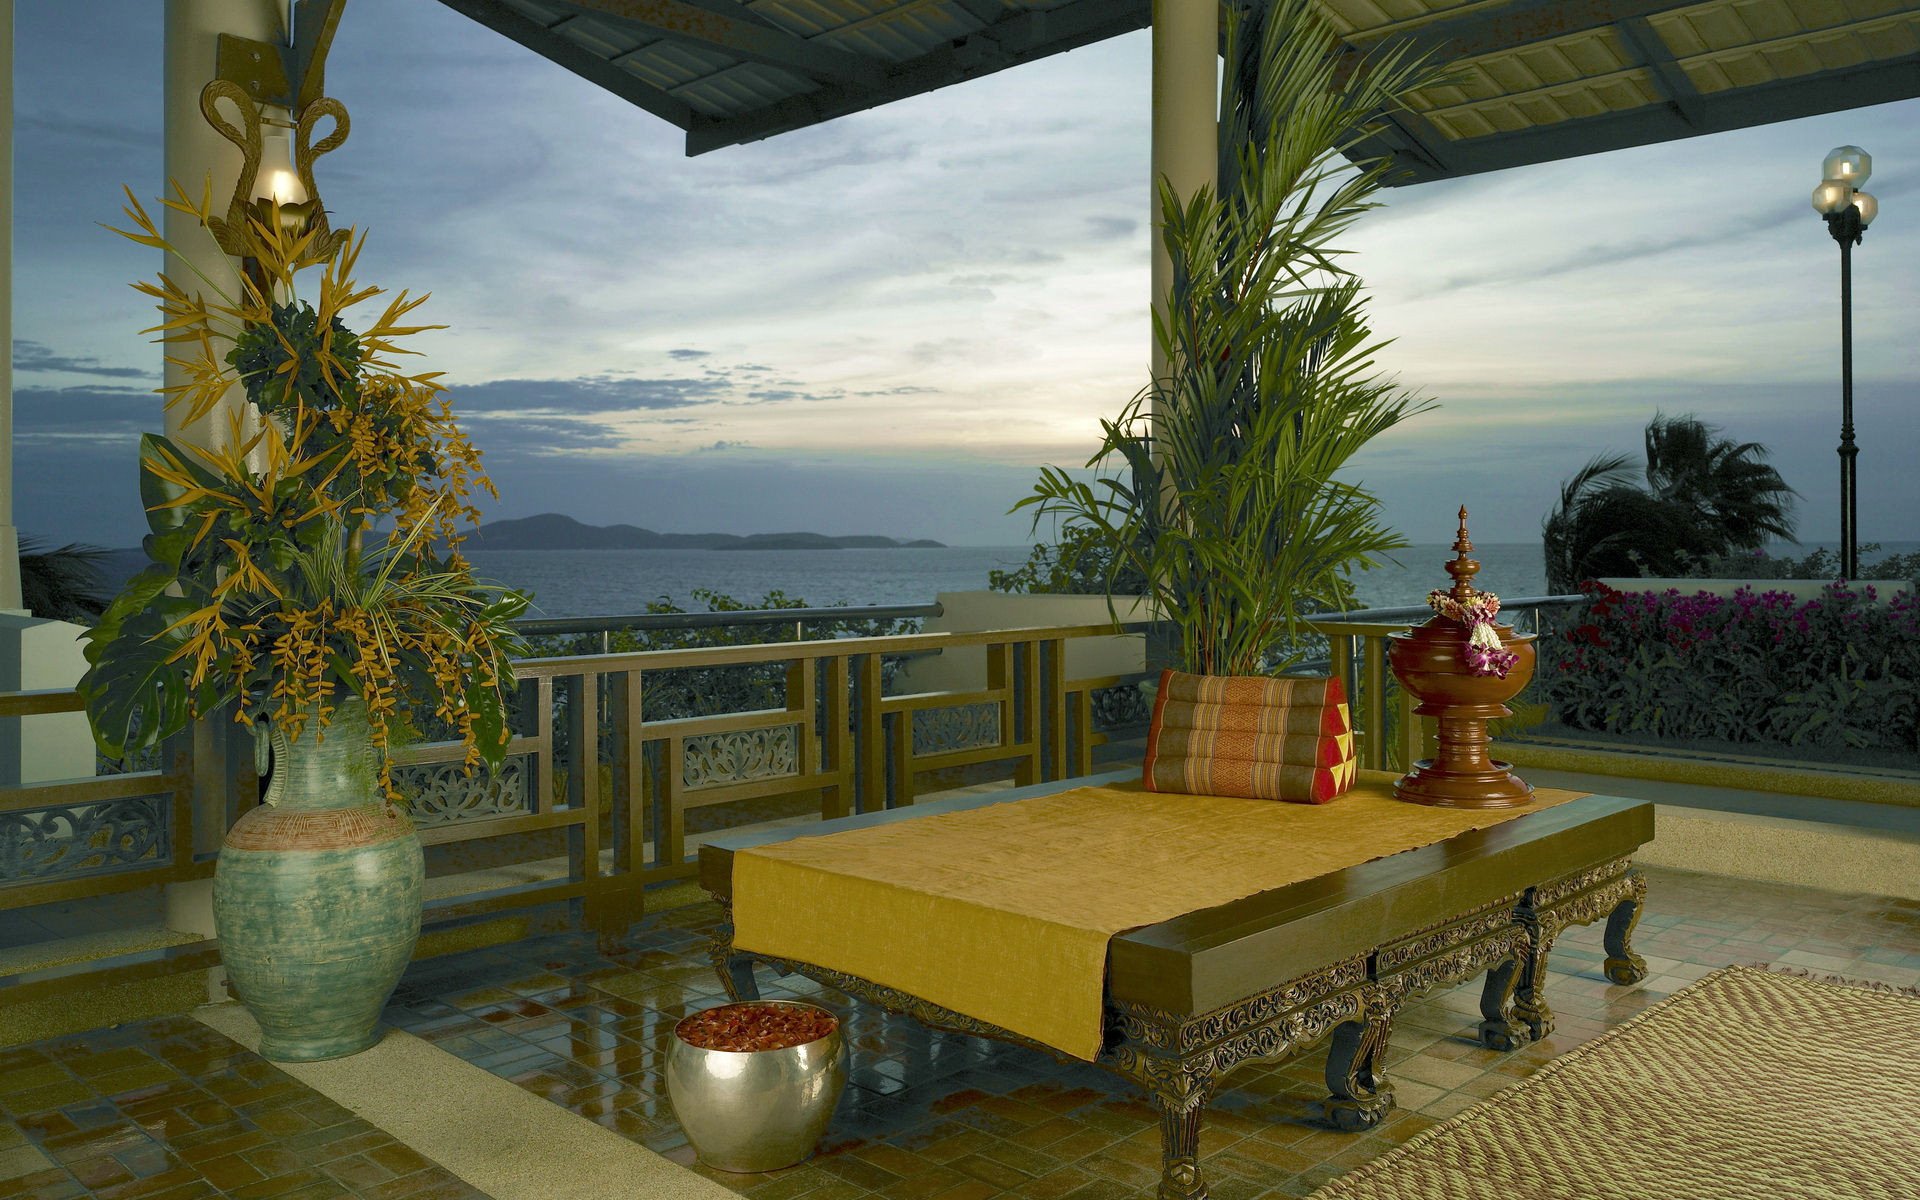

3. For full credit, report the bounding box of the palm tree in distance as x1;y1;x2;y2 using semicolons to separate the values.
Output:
1642;416;1798;552
1543;414;1797;595
18;536;110;622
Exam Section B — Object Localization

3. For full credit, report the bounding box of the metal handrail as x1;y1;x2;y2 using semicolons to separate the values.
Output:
515;602;946;654
515;594;1587;641
1310;595;1587;626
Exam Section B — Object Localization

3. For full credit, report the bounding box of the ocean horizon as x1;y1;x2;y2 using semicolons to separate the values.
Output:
95;539;1919;623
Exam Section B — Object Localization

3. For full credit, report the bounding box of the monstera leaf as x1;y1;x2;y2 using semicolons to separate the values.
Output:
136;433;224;538
78;580;205;759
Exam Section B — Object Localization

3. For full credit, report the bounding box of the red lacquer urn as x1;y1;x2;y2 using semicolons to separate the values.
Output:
1387;507;1536;808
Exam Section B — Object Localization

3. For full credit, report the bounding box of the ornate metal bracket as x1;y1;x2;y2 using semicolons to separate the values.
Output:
199;0;351;271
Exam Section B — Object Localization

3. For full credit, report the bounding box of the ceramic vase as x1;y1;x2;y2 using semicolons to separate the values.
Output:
212;696;423;1062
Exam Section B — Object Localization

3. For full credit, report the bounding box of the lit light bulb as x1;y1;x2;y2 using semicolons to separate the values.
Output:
1811;180;1852;215
1852;190;1878;228
267;168;304;206
253;127;309;206
1821;145;1871;187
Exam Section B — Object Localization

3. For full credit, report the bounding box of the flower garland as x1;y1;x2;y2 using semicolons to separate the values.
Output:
1427;589;1519;678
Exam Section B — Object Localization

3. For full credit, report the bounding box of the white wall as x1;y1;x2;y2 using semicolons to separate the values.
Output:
891;591;1152;695
1599;578;1913;605
0;615;95;784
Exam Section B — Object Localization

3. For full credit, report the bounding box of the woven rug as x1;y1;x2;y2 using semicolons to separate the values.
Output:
1311;966;1920;1200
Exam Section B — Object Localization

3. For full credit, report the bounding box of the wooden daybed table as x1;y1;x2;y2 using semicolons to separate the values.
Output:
699;769;1653;1200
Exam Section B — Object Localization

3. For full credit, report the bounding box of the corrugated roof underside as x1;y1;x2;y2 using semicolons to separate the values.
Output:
472;0;1918;162
496;0;1020;118
1389;0;1920;143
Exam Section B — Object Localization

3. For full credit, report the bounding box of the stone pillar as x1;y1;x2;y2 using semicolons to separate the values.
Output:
1148;0;1219;386
161;0;286;974
162;0;284;451
0;0;22;613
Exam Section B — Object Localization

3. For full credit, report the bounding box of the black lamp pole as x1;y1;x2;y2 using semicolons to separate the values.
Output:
1825;204;1864;582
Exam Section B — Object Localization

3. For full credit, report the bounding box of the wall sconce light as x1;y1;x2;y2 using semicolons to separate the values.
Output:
198;0;351;279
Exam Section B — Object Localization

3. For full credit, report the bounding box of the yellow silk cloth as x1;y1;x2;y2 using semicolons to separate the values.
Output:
731;775;1581;1061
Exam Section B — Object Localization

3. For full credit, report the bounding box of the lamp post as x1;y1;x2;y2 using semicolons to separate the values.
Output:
1811;146;1878;581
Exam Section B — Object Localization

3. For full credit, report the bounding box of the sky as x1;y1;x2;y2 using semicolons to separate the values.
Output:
11;1;1919;550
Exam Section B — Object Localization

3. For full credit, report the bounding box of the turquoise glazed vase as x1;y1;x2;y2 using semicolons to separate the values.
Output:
213;696;423;1062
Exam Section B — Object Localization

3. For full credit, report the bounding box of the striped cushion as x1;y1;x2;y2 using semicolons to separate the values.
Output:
1142;670;1357;804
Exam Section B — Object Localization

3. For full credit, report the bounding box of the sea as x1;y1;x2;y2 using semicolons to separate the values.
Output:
97;540;1920;622
463;543;1554;620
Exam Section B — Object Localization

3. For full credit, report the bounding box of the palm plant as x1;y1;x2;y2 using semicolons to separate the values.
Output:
18;536;109;622
1016;0;1442;676
1642;414;1797;550
1541;414;1798;594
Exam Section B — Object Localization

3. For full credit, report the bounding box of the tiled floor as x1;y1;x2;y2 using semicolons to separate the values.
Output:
6;866;1919;1200
0;1019;486;1200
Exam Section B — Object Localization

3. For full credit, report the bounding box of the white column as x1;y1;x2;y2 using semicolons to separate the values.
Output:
1148;0;1219;385
0;0;22;612
163;0;284;452
161;0;285;975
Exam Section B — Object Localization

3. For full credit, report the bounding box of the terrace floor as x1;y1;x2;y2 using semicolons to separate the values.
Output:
4;866;1918;1200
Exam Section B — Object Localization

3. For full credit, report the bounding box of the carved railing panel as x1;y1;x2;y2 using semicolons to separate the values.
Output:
684;725;799;790
912;702;1001;755
397;753;533;827
0;796;169;880
1090;684;1149;730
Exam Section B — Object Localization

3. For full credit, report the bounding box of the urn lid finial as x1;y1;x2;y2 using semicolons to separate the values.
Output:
1446;506;1480;602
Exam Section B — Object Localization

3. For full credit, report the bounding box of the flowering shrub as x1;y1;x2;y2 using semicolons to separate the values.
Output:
1545;582;1920;751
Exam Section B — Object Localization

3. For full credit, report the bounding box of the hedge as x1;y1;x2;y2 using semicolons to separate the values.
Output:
1545;581;1919;752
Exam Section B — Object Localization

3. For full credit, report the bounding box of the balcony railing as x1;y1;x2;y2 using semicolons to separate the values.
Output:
0;596;1587;1008
0;619;1154;1007
1310;596;1587;771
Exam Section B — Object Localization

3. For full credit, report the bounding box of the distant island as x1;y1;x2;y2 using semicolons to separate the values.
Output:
460;513;945;552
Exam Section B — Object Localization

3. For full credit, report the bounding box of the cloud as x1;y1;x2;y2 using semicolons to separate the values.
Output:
1405;201;1805;300
449;374;730;413
667;348;711;360
14;385;154;441
13;341;153;380
17;112;152;151
743;388;842;404
1085;216;1138;240
699;440;750;452
460;414;629;451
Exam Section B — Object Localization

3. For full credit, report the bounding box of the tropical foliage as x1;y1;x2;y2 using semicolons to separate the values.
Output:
988;523;1148;596
19;537;109;622
79;184;528;798
1543;414;1797;594
1677;543;1920;582
1014;0;1440;675
1547;581;1918;753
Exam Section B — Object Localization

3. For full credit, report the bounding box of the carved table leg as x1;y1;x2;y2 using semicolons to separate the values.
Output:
1603;872;1649;985
1514;904;1556;1041
1154;1096;1209;1200
1324;994;1395;1131
1477;950;1528;1050
706;906;762;1002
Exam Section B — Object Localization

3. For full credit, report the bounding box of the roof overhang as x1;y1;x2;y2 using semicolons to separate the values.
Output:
437;0;1151;156
436;0;1920;181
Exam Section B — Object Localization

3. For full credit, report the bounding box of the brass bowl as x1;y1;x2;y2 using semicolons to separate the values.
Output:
1388;623;1537;716
1387;619;1538;808
666;1001;848;1172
